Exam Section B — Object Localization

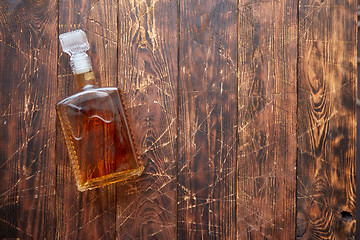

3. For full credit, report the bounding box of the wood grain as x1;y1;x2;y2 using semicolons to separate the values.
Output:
0;0;357;238
0;0;57;238
116;0;178;238
237;0;298;238
297;0;357;238
56;0;118;239
177;0;238;238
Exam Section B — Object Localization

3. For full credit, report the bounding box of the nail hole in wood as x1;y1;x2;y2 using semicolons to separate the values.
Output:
340;211;353;222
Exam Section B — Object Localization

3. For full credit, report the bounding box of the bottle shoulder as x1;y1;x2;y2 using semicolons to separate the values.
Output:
56;87;120;107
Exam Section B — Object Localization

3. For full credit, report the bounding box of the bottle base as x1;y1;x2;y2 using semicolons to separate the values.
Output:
77;164;145;192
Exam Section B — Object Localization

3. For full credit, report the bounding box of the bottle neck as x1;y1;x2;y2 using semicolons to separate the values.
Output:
74;70;98;90
70;51;97;90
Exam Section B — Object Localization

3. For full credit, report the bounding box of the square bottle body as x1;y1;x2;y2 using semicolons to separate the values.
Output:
56;87;143;191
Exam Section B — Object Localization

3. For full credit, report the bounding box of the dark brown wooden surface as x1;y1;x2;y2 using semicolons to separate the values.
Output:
0;0;57;238
0;0;356;239
116;0;178;238
297;0;357;238
177;0;237;238
237;0;298;238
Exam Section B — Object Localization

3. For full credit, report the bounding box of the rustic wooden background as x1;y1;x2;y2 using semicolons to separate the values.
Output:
0;0;356;239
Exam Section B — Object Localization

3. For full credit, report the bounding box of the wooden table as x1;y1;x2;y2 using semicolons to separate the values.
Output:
0;0;356;239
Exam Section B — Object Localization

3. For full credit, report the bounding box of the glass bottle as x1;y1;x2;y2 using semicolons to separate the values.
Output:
56;30;144;191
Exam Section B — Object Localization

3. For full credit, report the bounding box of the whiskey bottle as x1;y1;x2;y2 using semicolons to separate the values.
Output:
56;30;144;191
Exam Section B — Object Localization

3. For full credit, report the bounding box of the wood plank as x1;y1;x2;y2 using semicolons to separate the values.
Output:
56;0;118;239
237;0;298;238
297;0;357;238
177;0;238;238
116;0;178;238
0;0;57;238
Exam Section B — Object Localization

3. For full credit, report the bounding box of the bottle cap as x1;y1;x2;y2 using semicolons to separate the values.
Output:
59;30;92;74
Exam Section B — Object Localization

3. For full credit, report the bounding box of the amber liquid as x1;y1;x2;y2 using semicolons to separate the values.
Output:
56;73;143;191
